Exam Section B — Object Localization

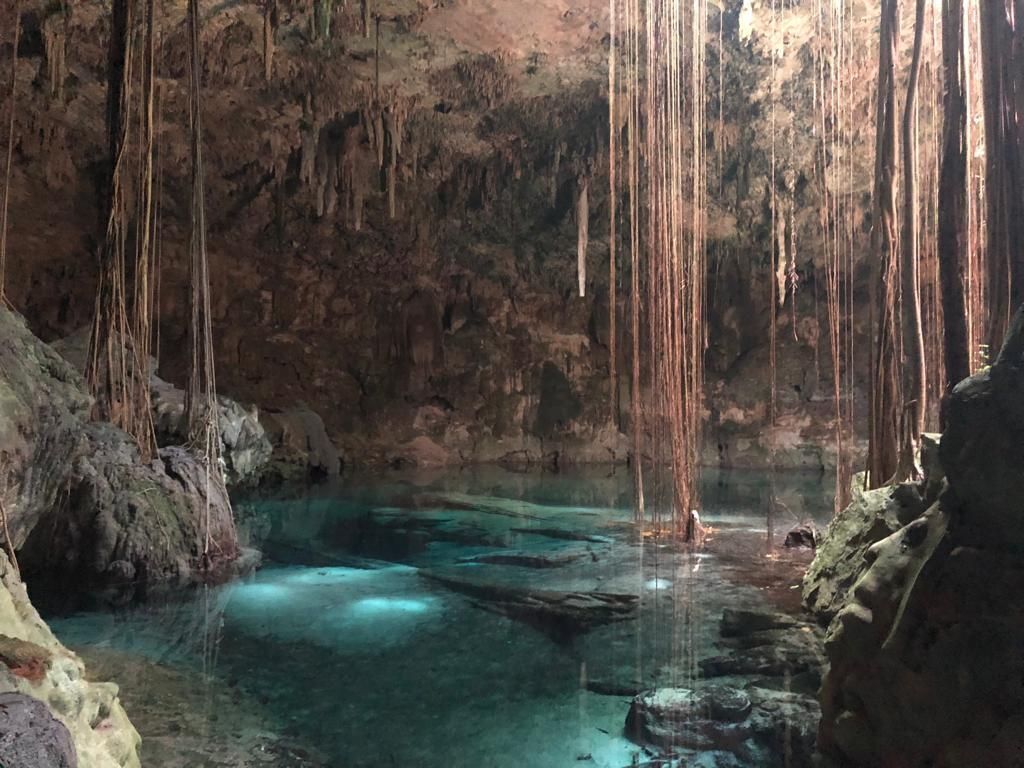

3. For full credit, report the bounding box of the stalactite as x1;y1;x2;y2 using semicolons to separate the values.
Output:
263;0;277;82
550;142;563;207
373;109;384;169
576;175;588;298
42;10;67;102
384;108;400;219
301;114;320;189
313;0;333;41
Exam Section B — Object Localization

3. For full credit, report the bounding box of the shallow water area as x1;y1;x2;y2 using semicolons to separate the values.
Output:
36;467;832;768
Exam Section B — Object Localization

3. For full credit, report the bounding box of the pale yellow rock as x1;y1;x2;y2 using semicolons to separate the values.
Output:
0;552;141;768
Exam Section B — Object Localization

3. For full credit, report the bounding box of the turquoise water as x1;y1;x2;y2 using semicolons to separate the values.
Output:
37;467;831;768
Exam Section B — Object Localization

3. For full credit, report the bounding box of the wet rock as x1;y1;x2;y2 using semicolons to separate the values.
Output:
19;424;238;586
0;692;77;768
802;478;926;622
783;522;817;549
626;686;752;749
625;685;817;767
0;552;141;768
719;608;797;638
699;642;822;681
744;688;819;767
260;406;341;481
150;375;271;487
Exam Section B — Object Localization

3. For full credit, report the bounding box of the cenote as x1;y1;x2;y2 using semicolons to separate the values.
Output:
3;0;1024;765
33;468;830;768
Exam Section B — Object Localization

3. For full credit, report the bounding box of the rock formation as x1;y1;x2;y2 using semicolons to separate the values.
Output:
813;309;1024;766
0;308;241;586
0;0;882;470
0;551;141;768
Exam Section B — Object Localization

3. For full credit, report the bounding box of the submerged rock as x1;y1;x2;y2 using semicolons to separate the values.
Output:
0;552;141;768
455;551;585;568
420;570;637;642
626;685;817;767
719;608;797;637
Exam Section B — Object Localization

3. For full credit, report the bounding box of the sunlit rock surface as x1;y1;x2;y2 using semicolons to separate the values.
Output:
0;552;140;768
801;479;926;623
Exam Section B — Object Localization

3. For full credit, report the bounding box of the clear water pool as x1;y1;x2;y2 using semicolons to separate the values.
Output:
36;466;832;768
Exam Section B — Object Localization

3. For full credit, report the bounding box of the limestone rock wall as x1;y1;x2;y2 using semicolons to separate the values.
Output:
0;0;882;468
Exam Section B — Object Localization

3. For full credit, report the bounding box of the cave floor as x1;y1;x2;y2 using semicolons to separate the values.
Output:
36;466;832;768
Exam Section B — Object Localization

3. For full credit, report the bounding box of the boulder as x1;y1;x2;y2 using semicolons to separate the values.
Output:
51;328;272;488
0;692;77;768
626;685;818;767
719;608;797;637
1;310;243;586
19;424;238;586
783;522;817;549
801;477;926;622
0;551;141;768
260;406;342;480
150;375;271;487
